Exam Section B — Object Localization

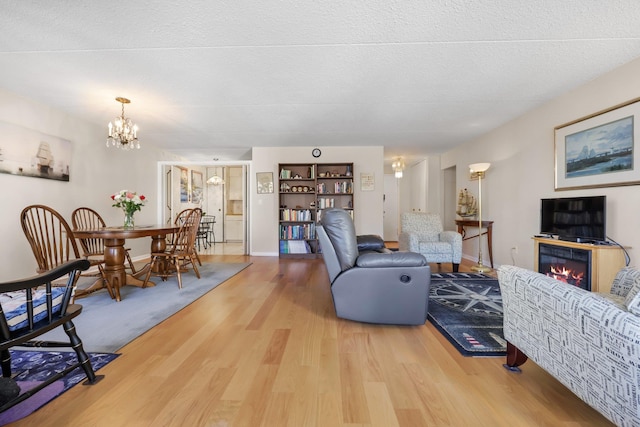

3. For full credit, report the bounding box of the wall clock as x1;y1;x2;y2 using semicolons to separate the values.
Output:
312;148;321;158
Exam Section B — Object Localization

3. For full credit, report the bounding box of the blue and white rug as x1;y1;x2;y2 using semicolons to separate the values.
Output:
428;272;506;357
0;350;117;425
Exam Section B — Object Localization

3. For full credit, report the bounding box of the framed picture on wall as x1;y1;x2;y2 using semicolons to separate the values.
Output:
179;167;189;203
191;170;203;203
0;120;72;182
256;172;274;194
555;97;640;190
360;172;375;191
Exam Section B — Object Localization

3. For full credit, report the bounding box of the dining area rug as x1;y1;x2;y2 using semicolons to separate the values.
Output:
0;350;118;425
39;261;251;353
428;272;506;357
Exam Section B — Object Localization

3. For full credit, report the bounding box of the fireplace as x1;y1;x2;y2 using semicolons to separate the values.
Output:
538;243;592;291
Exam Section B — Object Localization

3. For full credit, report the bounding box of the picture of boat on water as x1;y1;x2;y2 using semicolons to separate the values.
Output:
565;116;633;178
0;121;71;181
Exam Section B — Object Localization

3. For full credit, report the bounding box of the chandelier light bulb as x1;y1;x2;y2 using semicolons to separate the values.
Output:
392;157;405;179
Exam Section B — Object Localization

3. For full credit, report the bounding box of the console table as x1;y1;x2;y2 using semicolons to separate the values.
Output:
455;219;494;268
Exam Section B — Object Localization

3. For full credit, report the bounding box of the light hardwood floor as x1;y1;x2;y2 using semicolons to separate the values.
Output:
14;256;613;426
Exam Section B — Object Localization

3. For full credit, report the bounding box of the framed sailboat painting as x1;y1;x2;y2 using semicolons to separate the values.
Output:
0;120;71;181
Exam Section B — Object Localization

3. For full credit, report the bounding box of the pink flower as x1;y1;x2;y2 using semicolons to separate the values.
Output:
126;192;134;199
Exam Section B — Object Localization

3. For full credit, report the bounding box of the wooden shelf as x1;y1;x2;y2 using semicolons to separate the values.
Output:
278;162;353;258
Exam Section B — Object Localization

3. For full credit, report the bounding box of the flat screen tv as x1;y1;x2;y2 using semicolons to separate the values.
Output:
540;195;606;243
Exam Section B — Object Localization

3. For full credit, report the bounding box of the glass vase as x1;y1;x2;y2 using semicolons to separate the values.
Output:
124;211;135;229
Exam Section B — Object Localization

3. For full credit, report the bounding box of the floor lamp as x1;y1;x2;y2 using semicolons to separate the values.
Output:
469;162;491;273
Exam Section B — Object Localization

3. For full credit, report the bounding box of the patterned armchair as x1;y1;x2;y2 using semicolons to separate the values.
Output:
398;212;462;272
498;265;640;426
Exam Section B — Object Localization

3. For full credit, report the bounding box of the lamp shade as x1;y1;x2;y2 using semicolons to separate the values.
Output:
469;162;491;173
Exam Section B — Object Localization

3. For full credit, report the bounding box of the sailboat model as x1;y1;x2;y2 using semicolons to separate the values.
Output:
36;142;54;174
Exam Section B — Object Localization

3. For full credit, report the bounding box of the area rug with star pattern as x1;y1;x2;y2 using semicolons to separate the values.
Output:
428;272;506;357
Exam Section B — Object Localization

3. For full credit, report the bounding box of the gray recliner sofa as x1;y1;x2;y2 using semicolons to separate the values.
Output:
317;208;431;325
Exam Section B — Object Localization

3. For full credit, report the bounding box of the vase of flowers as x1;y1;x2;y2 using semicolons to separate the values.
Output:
111;190;146;229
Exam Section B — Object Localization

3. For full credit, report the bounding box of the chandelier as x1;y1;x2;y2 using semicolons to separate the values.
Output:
106;97;140;150
392;157;405;178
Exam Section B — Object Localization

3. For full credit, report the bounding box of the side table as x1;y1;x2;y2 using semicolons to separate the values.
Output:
455;219;494;268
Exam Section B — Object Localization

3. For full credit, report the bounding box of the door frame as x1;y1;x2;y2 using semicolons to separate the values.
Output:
157;160;251;255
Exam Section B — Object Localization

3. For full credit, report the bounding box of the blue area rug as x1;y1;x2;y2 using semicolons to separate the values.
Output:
428;272;506;357
40;262;251;353
0;350;118;425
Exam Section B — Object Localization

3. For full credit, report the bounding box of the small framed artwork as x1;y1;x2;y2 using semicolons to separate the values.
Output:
360;172;375;191
256;172;274;194
555;97;640;190
179;167;189;203
191;170;203;203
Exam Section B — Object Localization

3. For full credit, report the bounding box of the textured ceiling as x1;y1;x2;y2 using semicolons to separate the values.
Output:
1;1;640;164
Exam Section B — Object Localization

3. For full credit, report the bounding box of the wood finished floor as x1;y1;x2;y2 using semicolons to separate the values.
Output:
14;256;613;426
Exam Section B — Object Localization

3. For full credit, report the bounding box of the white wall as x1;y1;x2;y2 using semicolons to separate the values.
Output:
441;57;640;270
250;146;384;256
0;89;178;280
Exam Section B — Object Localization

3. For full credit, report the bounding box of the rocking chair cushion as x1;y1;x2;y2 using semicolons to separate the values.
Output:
0;287;65;331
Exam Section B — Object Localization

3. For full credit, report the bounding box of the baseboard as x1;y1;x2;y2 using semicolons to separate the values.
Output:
250;252;279;257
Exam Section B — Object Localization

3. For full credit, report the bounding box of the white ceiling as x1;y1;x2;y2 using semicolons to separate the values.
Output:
2;1;640;164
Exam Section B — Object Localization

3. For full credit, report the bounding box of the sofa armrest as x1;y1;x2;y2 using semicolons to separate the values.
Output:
356;251;426;268
398;232;423;252
439;230;461;245
609;267;640;298
498;265;640;425
356;234;386;252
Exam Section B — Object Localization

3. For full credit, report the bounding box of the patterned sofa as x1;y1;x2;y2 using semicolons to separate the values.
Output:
498;265;640;426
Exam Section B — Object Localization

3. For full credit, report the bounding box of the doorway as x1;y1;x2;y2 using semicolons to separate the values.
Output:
161;162;249;255
442;165;457;230
383;174;400;241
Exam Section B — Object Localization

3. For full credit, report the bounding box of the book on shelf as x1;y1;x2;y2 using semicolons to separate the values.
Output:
279;240;311;254
281;209;312;221
279;223;316;240
279;169;292;179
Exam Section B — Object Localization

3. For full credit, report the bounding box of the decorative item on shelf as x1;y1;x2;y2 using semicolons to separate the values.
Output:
345;164;352;176
456;188;477;218
392;157;405;178
468;163;491;273
106;97;140;150
111;189;146;229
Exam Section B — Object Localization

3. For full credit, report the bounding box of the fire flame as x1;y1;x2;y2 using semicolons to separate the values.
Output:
547;265;584;286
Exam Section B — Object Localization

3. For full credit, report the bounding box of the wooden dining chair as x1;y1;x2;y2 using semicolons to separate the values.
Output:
71;207;138;275
174;208;202;266
20;205;101;299
144;208;202;289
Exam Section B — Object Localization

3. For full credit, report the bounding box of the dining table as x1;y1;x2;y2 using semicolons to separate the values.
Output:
72;224;179;302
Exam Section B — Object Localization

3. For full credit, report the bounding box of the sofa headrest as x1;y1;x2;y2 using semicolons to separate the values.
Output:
320;208;359;271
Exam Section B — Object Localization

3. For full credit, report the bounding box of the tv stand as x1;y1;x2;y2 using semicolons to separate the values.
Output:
533;237;626;293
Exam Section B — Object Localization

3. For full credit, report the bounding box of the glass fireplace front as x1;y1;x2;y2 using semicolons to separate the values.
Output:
538;243;592;291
